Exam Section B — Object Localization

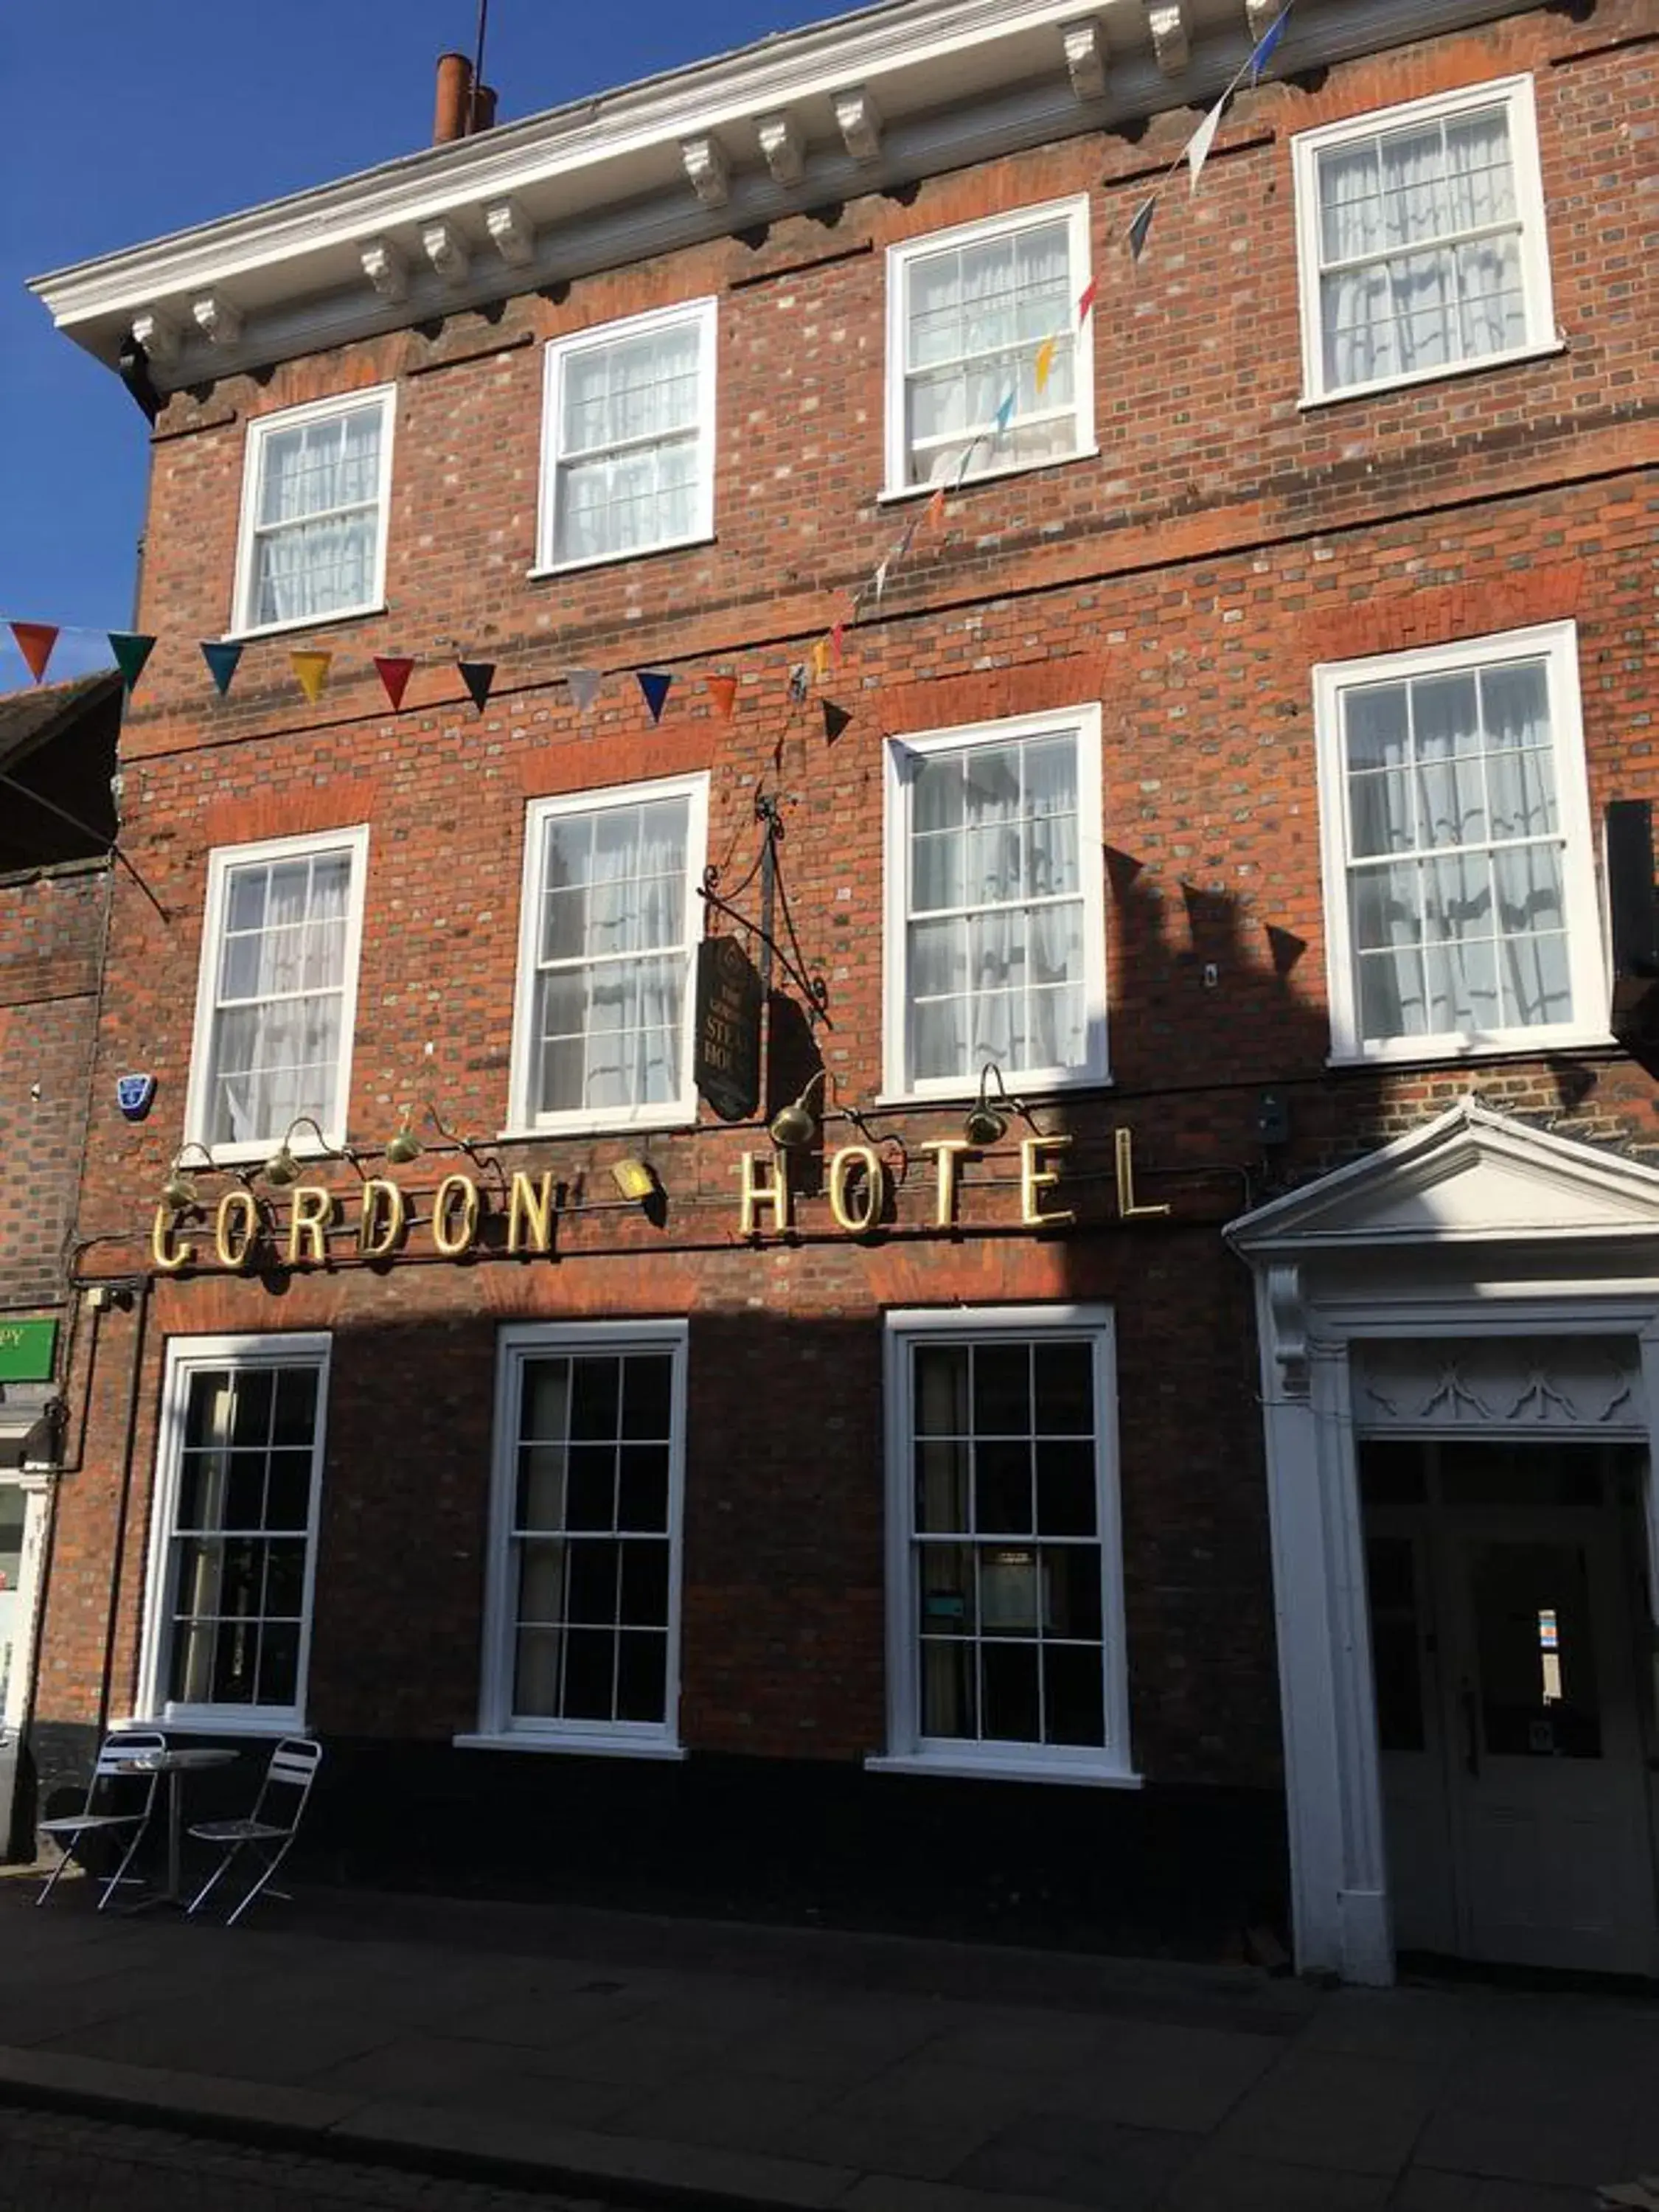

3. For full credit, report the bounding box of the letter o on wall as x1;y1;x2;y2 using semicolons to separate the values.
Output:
828;1144;885;1234
432;1173;481;1256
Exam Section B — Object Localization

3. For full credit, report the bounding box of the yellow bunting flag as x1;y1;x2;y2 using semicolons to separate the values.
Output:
291;650;332;704
1034;336;1057;396
810;636;830;684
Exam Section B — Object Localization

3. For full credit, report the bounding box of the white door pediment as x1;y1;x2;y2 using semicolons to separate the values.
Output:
1228;1096;1659;1259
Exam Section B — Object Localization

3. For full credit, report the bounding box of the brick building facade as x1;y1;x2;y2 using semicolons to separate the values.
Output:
0;672;119;1852
26;0;1659;1977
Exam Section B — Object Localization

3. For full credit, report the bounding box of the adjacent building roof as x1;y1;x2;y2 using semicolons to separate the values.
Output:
0;672;120;870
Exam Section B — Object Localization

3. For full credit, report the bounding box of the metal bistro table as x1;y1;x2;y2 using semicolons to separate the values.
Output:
117;1745;237;1910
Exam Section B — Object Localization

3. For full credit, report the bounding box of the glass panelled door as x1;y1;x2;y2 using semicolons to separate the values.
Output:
1363;1441;1659;1975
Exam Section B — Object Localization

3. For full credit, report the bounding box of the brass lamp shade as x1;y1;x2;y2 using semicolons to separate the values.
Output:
161;1167;199;1210
962;1104;1007;1147
385;1121;422;1166
611;1157;656;1201
263;1143;300;1187
768;1068;830;1150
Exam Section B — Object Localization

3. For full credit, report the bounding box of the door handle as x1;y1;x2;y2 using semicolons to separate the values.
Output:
1461;1683;1479;1778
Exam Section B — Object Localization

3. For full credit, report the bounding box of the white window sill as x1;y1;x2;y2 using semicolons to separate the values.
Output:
528;532;714;582
1298;337;1565;411
496;1105;698;1144
221;604;387;645
124;1712;303;1739
453;1731;686;1761
866;1752;1141;1790
1326;1026;1615;1070
873;1072;1112;1110
877;445;1099;507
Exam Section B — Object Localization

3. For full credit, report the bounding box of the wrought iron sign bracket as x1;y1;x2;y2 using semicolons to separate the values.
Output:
698;793;832;1027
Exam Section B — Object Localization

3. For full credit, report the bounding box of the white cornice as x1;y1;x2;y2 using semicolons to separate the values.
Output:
30;0;1537;393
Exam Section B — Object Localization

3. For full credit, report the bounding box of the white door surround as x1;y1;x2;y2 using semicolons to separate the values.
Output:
1228;1096;1659;1986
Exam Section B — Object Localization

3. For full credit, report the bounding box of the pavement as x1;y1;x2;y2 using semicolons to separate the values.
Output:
0;1873;1655;2212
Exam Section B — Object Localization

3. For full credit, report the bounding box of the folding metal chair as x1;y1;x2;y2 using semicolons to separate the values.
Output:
37;1729;167;1910
186;1736;321;1925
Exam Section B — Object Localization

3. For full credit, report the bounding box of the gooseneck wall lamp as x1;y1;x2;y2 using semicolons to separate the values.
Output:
262;1116;342;1187
963;1061;1017;1148
160;1142;218;1211
768;1068;830;1151
382;1099;495;1176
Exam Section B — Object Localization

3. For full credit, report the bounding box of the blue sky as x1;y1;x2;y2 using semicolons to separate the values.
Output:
0;0;830;689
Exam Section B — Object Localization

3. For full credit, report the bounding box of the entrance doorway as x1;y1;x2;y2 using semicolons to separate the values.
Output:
1363;1440;1659;1975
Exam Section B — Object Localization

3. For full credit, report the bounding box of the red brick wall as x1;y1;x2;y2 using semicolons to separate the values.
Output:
0;860;108;1313
39;2;1659;1788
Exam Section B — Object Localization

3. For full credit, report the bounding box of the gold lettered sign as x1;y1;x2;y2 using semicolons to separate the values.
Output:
693;935;763;1123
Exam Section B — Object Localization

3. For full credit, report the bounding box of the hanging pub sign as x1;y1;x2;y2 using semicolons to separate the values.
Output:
692;935;763;1123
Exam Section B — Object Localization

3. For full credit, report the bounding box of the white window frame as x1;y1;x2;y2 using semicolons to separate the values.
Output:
1315;620;1609;1066
533;298;718;576
871;1305;1136;1789
136;1333;330;1737
461;1319;688;1760
504;771;709;1139
1293;74;1559;408
883;195;1096;501
183;824;371;1166
881;703;1107;1103
229;385;396;639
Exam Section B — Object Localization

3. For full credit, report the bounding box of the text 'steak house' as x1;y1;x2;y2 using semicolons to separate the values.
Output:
26;0;1657;1983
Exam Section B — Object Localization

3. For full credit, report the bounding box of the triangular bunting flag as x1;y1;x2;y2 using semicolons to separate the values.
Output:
1250;5;1290;82
373;655;416;711
1127;196;1157;261
637;669;672;724
829;622;845;666
1034;336;1057;396
9;622;58;684
1186;95;1225;192
872;559;890;604
810;637;831;684
459;661;496;714
925;485;947;532
822;699;852;742
291;650;332;705
1077;276;1099;327
107;632;156;696
993;389;1017;434
201;641;243;697
787;664;809;703
566;668;602;712
705;672;738;720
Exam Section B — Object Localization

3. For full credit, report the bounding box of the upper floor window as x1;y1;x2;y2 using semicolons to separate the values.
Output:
1315;622;1605;1062
139;1334;330;1734
1293;77;1555;404
185;826;369;1162
232;388;394;636
536;300;717;572
883;706;1106;1099
508;775;708;1135
885;198;1094;495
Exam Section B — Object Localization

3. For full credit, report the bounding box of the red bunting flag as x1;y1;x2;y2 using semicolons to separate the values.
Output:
1077;277;1098;327
8;622;59;684
925;486;947;532
374;656;416;711
829;622;845;666
705;672;738;720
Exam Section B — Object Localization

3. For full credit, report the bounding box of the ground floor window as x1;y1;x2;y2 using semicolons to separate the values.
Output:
877;1304;1133;1784
477;1320;686;1753
139;1333;330;1731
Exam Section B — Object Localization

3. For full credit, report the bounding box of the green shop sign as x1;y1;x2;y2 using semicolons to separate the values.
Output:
0;1319;58;1384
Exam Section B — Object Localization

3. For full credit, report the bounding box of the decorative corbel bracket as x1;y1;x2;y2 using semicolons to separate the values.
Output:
422;219;470;285
131;309;180;366
191;293;243;348
832;86;882;163
1245;0;1281;44
1061;20;1109;103
756;112;805;187
1267;1263;1310;1399
681;135;731;208
361;239;409;302
484;198;535;267
1146;1;1191;75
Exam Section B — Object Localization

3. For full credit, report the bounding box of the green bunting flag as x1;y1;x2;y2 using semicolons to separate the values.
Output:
107;632;156;697
201;641;243;697
823;699;852;742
